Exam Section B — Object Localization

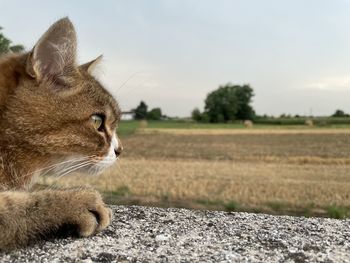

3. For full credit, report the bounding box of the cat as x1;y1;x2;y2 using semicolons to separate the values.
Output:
0;17;122;250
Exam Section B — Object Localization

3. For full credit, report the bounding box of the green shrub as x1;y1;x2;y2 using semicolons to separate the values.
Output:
111;186;131;197
224;201;238;212
326;205;348;219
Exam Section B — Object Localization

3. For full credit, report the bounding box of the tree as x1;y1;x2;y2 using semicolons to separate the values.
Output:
133;101;148;120
332;109;349;118
204;83;255;123
191;108;202;122
0;26;24;55
201;112;210;122
147;108;162;120
235;85;256;120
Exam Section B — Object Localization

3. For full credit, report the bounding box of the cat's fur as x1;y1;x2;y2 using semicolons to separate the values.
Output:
0;18;122;250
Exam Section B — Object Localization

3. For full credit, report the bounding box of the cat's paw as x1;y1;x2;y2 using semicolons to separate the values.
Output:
64;190;112;237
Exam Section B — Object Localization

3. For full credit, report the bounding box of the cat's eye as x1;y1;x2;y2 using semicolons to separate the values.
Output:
91;114;104;131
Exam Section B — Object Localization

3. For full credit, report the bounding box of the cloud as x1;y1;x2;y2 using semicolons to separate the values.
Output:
306;76;350;90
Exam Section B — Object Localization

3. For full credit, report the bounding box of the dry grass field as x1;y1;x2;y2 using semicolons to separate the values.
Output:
39;127;350;218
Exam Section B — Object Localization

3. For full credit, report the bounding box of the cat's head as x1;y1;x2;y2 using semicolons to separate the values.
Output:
1;18;122;175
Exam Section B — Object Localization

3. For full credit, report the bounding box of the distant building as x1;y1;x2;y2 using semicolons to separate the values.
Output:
121;111;134;121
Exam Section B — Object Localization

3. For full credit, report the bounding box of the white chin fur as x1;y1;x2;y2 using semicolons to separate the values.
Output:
96;134;118;171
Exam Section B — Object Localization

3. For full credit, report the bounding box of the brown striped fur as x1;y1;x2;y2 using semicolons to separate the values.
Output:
0;18;121;250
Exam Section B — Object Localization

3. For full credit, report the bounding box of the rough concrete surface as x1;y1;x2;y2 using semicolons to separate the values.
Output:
1;205;350;262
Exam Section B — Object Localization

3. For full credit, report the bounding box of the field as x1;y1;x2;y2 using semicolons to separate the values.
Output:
40;121;350;218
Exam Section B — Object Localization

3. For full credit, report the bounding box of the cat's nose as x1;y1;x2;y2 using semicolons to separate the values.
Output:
114;140;123;157
114;146;123;157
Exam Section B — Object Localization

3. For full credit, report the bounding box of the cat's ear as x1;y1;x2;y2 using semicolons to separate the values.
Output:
26;17;77;81
80;55;103;74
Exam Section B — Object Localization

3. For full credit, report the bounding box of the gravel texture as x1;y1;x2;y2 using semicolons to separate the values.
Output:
1;205;350;262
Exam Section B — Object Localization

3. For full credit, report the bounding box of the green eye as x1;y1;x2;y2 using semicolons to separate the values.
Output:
91;114;103;130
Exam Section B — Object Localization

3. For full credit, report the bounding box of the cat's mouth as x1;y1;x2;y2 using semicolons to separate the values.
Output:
88;153;118;175
41;135;121;177
78;160;113;176
91;134;121;173
80;152;117;176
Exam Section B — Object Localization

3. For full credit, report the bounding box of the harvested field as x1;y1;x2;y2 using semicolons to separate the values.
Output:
124;132;350;163
140;127;350;135
39;128;350;217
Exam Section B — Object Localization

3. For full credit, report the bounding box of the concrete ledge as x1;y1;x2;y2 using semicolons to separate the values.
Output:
1;205;350;262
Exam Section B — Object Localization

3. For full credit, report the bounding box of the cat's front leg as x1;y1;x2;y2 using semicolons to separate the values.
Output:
0;189;112;250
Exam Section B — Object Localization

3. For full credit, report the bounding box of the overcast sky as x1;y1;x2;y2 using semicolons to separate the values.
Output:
2;0;350;117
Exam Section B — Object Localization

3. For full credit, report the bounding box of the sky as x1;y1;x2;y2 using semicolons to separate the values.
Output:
2;0;350;117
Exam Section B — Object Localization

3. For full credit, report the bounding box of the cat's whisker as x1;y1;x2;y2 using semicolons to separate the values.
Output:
115;71;143;94
97;159;115;163
46;161;96;190
54;160;95;178
42;157;97;186
95;161;115;167
23;156;94;179
56;162;94;179
43;155;99;174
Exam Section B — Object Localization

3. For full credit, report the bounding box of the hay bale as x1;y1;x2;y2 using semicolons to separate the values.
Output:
139;120;148;128
244;120;253;128
305;119;313;127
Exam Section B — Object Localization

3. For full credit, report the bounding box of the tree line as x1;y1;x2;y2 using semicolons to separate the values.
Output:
133;101;163;120
132;84;350;123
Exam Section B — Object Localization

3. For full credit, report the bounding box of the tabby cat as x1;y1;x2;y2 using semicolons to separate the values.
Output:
0;17;122;250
